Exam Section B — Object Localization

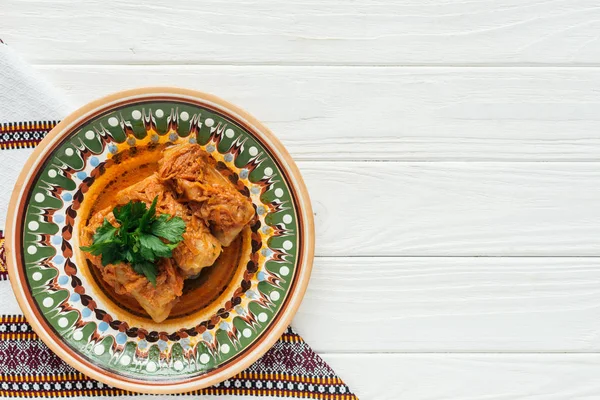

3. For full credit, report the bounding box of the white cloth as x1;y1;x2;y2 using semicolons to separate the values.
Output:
0;43;72;123
0;43;73;231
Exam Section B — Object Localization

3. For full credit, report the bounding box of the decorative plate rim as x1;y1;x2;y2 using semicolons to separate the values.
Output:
5;87;315;394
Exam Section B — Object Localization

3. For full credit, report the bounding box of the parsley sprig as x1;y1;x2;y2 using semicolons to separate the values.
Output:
80;196;186;285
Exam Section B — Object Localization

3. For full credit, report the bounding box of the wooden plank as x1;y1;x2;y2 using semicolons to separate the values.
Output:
297;257;600;352
5;0;600;65
322;353;600;400
298;161;600;256
34;65;600;161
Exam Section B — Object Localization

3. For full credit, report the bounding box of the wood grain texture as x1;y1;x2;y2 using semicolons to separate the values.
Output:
7;3;600;395
296;257;600;352
33;65;600;161
323;353;600;400
299;161;600;256
4;0;600;65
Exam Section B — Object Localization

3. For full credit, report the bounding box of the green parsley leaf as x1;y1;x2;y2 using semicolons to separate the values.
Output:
99;243;123;266
139;196;158;232
113;201;146;232
93;219;119;243
80;196;186;285
151;214;186;243
139;233;175;259
132;261;158;286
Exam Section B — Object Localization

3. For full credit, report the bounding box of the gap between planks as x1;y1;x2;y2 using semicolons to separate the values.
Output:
25;61;600;68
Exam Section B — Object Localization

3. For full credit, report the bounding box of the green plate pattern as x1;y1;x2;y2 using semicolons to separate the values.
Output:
22;101;299;379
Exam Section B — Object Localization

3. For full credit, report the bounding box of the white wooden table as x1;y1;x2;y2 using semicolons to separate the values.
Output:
5;1;600;398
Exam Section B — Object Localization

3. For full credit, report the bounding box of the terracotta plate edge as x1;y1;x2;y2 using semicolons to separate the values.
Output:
5;87;315;394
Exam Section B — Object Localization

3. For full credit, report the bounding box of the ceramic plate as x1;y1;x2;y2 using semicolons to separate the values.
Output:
5;88;314;393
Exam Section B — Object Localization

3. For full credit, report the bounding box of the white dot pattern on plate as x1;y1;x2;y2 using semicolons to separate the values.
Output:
42;297;54;308
94;345;105;355
34;193;45;203
64;148;74;156
47;169;57;178
32;272;42;281
283;240;293;250
243;328;252;338
199;354;210;364
180;111;189;121
146;361;157;372
28;221;39;231
174;360;184;371
131;110;142;120
221;344;230;354
270;291;281;301
58;317;69;328
120;355;132;366
264;167;273;176
205;118;214;127
85;130;96;140
225;128;235;138
283;214;293;224
249;146;258;156
108;117;119;127
258;313;268;323
280;266;290;276
274;188;284;198
27;246;37;255
155;109;164;118
72;330;83;341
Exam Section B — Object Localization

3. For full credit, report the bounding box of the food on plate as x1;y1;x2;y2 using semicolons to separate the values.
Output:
158;144;255;246
80;143;255;322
